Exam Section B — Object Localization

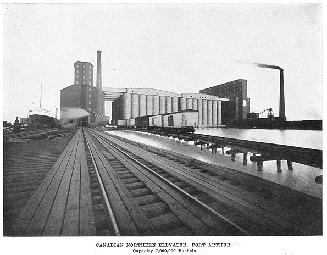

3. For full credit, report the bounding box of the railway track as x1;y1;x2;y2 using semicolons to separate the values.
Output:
83;128;321;235
84;128;248;236
9;128;321;236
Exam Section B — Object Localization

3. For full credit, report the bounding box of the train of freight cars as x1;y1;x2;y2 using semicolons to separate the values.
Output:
117;110;198;134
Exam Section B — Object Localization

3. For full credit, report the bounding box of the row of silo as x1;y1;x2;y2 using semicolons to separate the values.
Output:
198;99;221;127
122;93;180;119
180;97;222;127
121;92;223;127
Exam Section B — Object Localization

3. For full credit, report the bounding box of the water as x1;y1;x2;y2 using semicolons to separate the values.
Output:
106;129;323;198
195;128;323;150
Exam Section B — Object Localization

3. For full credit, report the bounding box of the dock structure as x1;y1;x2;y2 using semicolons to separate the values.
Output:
13;129;95;236
5;128;322;236
146;131;322;172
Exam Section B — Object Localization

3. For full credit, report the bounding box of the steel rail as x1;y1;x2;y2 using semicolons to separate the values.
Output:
90;129;249;235
84;130;120;236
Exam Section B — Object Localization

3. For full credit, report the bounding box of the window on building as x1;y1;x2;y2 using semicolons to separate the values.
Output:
89;82;92;85
76;81;79;84
76;74;79;78
89;101;91;104
89;87;92;92
88;107;92;111
76;70;79;73
83;76;85;79
89;94;91;97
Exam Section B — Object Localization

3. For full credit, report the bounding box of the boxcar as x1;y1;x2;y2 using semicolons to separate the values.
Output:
149;115;163;127
135;116;150;128
162;111;198;128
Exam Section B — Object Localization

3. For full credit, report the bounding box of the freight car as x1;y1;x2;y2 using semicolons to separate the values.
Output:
162;111;198;128
133;111;198;134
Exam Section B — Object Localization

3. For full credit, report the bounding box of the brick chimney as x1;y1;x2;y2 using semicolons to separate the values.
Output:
96;50;103;115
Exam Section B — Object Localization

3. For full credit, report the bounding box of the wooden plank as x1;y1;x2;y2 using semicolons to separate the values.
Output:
62;209;80;236
12;132;79;235
91;136;157;235
61;134;82;236
42;130;82;235
79;132;96;236
84;131;139;235
28;131;80;236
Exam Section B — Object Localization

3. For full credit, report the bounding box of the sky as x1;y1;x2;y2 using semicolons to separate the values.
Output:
3;3;323;122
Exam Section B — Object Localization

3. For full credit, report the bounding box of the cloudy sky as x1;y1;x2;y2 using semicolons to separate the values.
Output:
3;3;322;122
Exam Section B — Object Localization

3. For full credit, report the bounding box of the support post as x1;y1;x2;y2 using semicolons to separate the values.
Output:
211;146;217;154
287;160;293;170
231;152;236;161
257;161;263;171
243;152;248;165
222;147;225;154
277;159;282;172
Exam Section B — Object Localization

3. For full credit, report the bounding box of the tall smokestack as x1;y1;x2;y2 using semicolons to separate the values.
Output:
96;50;103;115
279;68;286;122
255;63;286;122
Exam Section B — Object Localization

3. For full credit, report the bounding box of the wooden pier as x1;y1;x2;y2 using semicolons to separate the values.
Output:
12;130;95;236
149;131;322;172
6;128;322;236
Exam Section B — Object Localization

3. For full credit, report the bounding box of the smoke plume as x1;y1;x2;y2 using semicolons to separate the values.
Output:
60;107;89;120
255;63;282;70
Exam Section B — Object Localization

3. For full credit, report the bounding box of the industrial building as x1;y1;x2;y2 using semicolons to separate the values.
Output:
60;84;98;123
60;50;250;128
110;88;229;128
60;51;104;124
200;79;250;123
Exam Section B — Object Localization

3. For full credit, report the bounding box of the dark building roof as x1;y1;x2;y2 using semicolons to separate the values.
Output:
74;61;93;66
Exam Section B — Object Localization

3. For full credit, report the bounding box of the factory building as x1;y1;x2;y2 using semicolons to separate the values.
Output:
61;60;97;124
60;51;105;124
111;88;229;128
199;79;250;123
60;84;97;123
60;51;246;128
